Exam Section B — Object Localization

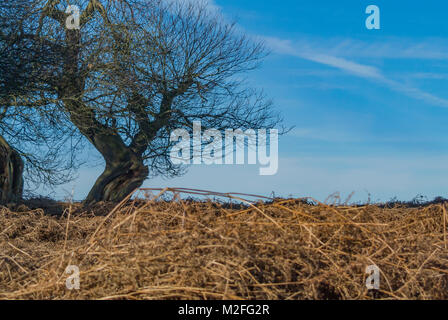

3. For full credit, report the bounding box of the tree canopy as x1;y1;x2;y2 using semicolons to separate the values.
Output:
1;0;284;204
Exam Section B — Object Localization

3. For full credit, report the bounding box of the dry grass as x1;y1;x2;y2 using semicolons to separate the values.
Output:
0;189;447;300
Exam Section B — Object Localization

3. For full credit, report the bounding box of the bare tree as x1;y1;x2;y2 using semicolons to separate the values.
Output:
21;0;285;203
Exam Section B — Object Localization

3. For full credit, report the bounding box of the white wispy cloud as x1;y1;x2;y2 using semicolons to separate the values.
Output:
262;36;448;108
269;36;448;60
301;54;383;79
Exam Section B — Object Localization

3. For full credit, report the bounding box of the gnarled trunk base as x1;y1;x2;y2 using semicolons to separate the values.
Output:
85;155;148;205
0;136;24;205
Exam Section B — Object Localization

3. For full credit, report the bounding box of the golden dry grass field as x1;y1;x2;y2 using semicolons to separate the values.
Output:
0;190;447;300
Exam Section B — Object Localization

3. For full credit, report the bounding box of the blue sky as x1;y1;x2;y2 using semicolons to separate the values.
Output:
53;0;448;203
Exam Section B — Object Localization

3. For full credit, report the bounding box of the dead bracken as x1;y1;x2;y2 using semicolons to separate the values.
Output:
0;193;447;300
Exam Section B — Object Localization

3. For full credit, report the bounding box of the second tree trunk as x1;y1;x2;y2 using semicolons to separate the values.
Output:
0;136;24;205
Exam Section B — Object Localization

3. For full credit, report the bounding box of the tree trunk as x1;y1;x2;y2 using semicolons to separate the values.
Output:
59;28;150;205
0;136;24;205
85;155;148;204
64;101;149;204
84;138;149;204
